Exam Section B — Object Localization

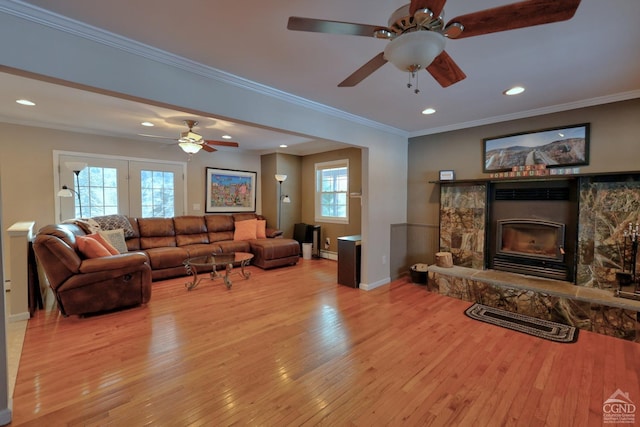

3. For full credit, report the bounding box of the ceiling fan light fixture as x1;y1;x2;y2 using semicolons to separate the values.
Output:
384;30;445;72
179;130;203;143
179;141;203;154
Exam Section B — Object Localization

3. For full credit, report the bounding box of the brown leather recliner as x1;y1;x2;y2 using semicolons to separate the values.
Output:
33;224;152;316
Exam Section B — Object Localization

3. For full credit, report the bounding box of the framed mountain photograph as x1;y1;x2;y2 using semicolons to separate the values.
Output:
483;123;590;172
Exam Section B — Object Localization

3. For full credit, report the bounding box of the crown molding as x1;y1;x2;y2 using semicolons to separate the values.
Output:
1;0;408;138
410;90;640;138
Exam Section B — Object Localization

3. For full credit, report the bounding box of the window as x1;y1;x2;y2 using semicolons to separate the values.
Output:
57;153;185;221
140;169;175;218
315;160;349;224
77;166;119;217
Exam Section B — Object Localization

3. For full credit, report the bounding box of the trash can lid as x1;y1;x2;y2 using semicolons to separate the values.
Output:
411;263;429;272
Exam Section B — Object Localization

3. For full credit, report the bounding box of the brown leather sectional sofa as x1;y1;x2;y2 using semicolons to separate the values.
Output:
33;213;300;316
126;213;300;281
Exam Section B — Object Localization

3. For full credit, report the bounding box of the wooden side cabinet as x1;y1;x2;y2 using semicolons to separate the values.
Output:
337;235;361;288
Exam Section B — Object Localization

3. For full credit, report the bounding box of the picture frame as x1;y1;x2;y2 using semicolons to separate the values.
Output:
439;170;455;181
482;123;590;172
205;167;257;213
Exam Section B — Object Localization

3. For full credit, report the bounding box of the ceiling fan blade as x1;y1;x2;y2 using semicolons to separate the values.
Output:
426;51;466;88
287;16;387;37
410;0;447;17
204;139;239;148
338;52;388;87
201;144;217;153
446;0;582;39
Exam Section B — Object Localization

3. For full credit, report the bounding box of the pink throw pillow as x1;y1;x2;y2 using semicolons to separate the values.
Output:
86;233;119;255
76;235;112;258
234;219;258;241
256;220;267;239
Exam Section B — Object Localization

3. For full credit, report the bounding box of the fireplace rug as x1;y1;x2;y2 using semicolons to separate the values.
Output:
465;303;578;343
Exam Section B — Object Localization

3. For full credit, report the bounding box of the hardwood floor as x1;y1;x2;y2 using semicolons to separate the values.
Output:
10;259;640;426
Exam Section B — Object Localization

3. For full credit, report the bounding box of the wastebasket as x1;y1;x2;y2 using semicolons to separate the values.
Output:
302;243;313;260
410;263;429;284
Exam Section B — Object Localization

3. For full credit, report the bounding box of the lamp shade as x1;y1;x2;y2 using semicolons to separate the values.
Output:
179;142;203;154
57;187;74;198
384;31;445;72
64;161;87;172
275;174;287;182
282;195;291;203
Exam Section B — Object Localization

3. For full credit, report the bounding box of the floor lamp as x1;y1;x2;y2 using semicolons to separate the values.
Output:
58;162;87;218
275;174;290;230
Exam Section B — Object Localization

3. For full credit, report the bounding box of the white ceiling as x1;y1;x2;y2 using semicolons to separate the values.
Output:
2;0;640;155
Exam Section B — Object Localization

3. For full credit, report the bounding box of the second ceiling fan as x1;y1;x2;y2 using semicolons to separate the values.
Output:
287;0;582;89
177;120;239;154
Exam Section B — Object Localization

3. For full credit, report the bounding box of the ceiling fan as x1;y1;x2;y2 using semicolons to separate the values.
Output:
176;120;239;154
287;0;582;90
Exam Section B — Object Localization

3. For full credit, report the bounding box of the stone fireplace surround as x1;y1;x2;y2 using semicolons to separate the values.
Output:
431;171;640;341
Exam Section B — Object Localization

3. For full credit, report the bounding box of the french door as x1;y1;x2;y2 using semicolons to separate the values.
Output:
58;154;185;221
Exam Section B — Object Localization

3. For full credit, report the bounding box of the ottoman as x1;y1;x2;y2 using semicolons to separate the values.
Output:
250;238;300;269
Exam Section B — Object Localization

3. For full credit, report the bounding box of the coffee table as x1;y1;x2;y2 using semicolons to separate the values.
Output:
183;252;254;290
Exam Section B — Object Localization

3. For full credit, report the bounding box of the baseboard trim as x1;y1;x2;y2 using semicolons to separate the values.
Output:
359;277;390;291
319;250;337;261
9;312;30;323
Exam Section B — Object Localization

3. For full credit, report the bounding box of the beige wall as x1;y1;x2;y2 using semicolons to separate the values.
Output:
261;153;302;238
301;147;362;253
400;98;640;277
0;122;262;279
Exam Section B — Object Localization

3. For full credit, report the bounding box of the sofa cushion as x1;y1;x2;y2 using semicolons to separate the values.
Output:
182;243;222;258
217;240;251;253
232;213;259;222
76;235;112;258
205;215;234;232
174;216;209;246
205;215;235;243
144;247;189;270
234;219;257;241
138;218;177;249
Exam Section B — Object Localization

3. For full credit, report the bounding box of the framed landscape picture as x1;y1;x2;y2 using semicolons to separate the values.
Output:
205;167;257;213
483;123;590;172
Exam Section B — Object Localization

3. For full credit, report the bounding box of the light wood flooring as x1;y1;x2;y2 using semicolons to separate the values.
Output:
9;258;640;426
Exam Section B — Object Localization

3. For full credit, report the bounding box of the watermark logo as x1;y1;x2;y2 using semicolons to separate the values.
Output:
603;389;636;424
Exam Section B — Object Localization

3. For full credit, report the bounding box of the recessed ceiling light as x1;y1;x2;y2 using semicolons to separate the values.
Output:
141;121;154;127
222;135;232;139
421;108;436;115
279;144;288;148
504;86;525;96
16;99;35;106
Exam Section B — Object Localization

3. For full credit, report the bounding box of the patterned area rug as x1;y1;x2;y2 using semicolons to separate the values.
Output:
465;303;578;343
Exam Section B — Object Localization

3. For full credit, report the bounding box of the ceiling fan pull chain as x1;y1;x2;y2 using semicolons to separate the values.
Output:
414;71;420;94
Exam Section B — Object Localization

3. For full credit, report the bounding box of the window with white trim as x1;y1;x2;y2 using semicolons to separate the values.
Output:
77;166;119;217
315;159;349;224
139;169;176;218
57;153;185;221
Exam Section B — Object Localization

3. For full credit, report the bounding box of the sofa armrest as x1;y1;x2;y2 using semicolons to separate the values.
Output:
79;252;149;274
265;228;283;238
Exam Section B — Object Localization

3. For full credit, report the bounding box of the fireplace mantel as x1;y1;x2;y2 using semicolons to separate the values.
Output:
429;169;640;185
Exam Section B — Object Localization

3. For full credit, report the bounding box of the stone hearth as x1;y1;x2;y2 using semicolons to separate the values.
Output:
427;265;640;341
